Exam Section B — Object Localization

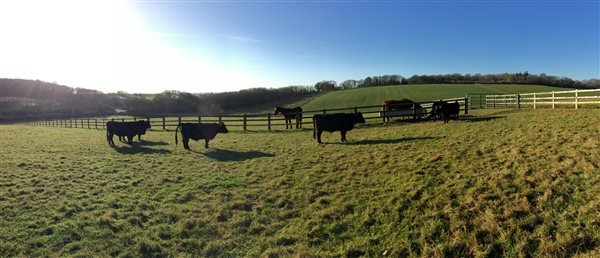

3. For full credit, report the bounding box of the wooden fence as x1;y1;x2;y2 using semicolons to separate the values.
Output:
19;96;468;131
485;89;600;109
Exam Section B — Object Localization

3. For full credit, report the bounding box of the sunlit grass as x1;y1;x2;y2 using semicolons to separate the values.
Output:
1;109;599;257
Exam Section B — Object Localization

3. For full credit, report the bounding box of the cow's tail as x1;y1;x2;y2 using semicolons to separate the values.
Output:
175;124;181;145
312;116;317;139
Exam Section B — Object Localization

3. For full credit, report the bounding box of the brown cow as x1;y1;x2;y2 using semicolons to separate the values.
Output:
381;99;424;122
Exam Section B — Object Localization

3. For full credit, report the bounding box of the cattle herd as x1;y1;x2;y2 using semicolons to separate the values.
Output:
105;99;460;149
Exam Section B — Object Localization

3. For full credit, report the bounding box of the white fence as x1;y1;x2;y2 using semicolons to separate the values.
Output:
486;89;600;109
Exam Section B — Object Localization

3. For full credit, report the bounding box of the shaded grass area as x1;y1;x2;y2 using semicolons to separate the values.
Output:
1;109;599;257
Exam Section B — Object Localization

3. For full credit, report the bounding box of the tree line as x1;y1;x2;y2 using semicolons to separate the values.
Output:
316;72;600;92
0;79;316;122
2;73;598;122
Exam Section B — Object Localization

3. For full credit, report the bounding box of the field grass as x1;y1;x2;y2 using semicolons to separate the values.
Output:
1;109;599;257
302;84;574;111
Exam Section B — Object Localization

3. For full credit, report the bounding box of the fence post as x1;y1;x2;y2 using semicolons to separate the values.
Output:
70;119;73;128
552;91;555;109
198;115;201;123
516;94;521;109
575;89;578;109
219;116;222;123
95;119;98;129
267;113;271;130
382;109;386;124
243;114;247;131
162;117;166;130
354;106;358;113
533;94;537;109
87;119;90;129
121;118;124;122
178;116;181;125
133;117;137;121
493;96;496;109
464;95;469;115
323;109;326;114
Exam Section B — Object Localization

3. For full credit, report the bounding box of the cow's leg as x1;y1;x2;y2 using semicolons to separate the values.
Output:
341;131;347;142
108;133;114;146
182;136;190;150
127;135;133;144
204;139;209;148
316;129;323;144
138;134;142;141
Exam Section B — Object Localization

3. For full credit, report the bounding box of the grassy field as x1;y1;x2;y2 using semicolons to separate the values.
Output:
302;84;574;111
1;109;599;257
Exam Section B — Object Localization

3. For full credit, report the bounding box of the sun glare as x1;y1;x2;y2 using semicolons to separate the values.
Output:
0;0;267;93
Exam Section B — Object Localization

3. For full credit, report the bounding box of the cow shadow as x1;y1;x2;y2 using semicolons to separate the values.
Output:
199;148;275;161
460;116;505;123
348;136;440;145
111;144;171;154
135;140;170;146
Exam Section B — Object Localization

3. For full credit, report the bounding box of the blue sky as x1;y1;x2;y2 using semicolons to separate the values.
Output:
0;0;598;93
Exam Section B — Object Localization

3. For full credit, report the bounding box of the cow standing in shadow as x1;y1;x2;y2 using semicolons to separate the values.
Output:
274;107;303;129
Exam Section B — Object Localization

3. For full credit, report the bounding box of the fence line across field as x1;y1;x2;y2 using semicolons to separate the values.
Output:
21;96;469;131
485;89;600;109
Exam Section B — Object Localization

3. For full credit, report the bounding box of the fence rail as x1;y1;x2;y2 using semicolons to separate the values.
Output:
485;89;600;109
19;96;469;131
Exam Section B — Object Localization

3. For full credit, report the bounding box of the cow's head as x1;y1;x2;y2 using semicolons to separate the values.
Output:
273;107;282;115
219;122;229;133
141;120;151;129
354;113;366;124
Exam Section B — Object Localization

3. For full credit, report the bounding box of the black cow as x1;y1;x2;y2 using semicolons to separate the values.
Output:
106;120;151;146
313;113;366;143
274;107;303;129
175;122;228;150
427;100;447;120
440;101;460;123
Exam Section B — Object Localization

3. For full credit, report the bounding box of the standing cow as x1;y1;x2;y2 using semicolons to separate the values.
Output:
274;107;303;129
313;113;366;143
175;122;228;150
427;100;447;121
440;101;460;123
106;120;151;146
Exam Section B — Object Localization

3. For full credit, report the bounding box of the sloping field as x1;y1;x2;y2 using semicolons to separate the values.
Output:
302;84;572;111
1;109;599;257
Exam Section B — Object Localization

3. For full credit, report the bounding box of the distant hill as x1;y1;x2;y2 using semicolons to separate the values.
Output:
302;84;574;111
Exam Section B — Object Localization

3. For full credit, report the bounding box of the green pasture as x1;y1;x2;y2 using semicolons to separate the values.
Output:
302;84;574;111
1;109;599;257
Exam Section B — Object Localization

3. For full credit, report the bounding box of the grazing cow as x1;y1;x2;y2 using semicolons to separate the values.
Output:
175;122;228;150
440;101;460;123
106;120;151;146
427;100;447;120
381;99;424;121
313;113;366;143
274;107;303;129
